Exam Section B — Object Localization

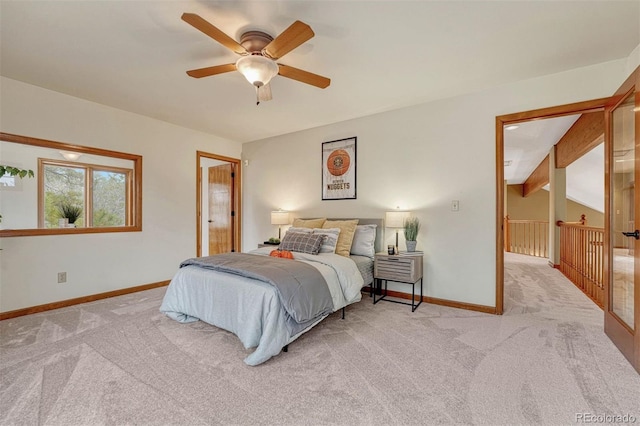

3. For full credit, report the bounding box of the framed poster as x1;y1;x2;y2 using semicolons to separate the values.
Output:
322;137;356;200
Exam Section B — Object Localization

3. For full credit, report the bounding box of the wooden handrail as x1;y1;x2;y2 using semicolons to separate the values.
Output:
504;216;549;258
558;220;604;308
556;214;587;227
505;214;588;260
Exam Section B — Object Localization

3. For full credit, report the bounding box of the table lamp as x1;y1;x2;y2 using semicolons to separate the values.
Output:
385;210;411;254
270;210;290;239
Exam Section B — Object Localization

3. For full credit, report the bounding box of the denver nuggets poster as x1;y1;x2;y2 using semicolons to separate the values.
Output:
322;137;356;200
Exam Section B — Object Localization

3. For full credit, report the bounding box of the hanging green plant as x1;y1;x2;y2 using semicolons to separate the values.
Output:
0;165;35;223
0;165;35;179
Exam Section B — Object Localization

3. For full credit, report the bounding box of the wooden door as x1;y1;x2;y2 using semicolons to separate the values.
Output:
208;163;234;255
605;66;639;373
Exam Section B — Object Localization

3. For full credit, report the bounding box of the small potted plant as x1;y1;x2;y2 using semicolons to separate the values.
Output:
404;217;420;252
58;202;83;227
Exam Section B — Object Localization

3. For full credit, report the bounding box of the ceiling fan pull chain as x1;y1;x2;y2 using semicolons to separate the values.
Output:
256;86;261;106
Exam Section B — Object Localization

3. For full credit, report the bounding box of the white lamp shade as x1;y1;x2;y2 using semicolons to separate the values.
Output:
270;211;290;225
59;151;82;161
236;55;279;87
385;211;411;228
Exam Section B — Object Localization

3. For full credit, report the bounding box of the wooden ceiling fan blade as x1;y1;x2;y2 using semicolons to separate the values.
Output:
278;64;330;89
181;13;247;55
186;63;236;78
263;21;314;59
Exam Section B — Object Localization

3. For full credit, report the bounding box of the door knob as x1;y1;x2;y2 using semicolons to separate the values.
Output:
622;230;640;240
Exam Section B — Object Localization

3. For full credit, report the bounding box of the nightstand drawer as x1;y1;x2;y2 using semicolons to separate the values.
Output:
374;255;422;283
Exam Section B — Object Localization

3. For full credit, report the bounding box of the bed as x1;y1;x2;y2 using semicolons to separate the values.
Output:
160;218;382;365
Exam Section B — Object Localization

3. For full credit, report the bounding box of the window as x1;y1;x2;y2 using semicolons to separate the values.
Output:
0;132;142;237
39;159;132;228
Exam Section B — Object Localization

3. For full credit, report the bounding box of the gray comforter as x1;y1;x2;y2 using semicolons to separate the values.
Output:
180;253;334;328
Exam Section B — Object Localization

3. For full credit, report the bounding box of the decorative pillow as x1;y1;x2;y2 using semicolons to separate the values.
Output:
312;228;341;254
269;249;295;259
292;218;327;229
350;224;377;258
284;226;313;235
322;219;359;257
279;231;325;255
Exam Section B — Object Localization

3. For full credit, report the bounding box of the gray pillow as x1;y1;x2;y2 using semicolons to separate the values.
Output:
279;231;325;255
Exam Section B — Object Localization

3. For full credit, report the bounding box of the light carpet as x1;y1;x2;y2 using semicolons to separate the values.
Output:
1;252;639;425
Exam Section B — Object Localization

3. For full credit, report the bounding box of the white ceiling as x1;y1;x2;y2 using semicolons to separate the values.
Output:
567;144;604;212
504;115;581;184
1;1;638;144
1;1;636;215
504;116;605;213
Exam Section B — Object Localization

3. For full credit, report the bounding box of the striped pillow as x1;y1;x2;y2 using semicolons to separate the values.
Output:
312;228;341;254
279;231;325;255
285;227;313;235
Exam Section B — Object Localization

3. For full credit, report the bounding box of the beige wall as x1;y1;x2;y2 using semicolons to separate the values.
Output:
242;59;630;308
2;46;638;313
0;77;241;313
506;185;604;228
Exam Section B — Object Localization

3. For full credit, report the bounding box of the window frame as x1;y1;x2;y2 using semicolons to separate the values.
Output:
38;159;134;229
0;132;142;237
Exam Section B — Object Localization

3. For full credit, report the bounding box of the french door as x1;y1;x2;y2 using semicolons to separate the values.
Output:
605;66;639;373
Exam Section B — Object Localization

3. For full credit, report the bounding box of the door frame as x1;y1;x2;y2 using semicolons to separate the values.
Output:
495;98;608;314
196;151;242;257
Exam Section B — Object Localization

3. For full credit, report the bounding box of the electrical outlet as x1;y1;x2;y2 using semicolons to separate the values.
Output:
57;272;67;283
451;200;460;212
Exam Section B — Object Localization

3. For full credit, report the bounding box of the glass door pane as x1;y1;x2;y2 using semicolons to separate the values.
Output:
611;92;635;329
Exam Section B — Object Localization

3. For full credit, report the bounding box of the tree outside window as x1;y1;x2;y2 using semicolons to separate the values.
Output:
40;159;131;228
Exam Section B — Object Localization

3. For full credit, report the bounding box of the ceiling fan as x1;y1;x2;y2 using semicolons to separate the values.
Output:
181;13;331;104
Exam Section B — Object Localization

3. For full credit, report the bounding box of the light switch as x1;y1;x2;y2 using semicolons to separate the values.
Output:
451;200;460;211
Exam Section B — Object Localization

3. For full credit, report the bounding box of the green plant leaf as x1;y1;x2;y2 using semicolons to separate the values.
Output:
0;165;35;179
403;217;421;241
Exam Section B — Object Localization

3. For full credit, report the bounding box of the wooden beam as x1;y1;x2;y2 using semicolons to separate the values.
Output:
523;154;549;197
520;111;604;197
555;112;604;168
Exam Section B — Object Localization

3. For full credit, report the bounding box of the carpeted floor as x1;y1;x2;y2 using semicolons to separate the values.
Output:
1;252;639;425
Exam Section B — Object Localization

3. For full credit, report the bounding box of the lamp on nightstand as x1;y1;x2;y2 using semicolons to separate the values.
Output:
385;210;411;254
270;210;290;239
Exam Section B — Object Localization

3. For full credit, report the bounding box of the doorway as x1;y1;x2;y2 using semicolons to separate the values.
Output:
196;151;241;257
496;66;640;373
495;98;608;314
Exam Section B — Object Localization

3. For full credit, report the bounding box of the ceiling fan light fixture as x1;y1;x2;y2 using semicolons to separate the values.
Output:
235;55;279;87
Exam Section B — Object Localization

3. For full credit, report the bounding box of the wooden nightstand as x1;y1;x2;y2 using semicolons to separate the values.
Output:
373;252;424;312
